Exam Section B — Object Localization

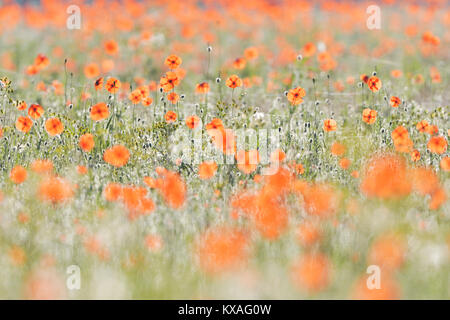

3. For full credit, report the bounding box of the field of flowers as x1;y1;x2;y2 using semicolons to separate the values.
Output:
0;0;448;299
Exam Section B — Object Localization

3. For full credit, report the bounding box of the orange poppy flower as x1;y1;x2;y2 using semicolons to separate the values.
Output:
302;183;338;218
94;77;104;91
45;118;64;136
34;54;49;69
244;47;259;60
422;31;440;45
18;213;29;224
232;57;246;69
31;159;53;174
441;157;450;172
236;150;259;174
38;176;74;204
90;102;109;121
360;74;369;84
160;71;180;92
390;69;403;78
105;77;121;94
79;133;94;152
196;226;249;274
352;275;400;300
164;54;182;69
296;220;321;247
288;161;305;175
128;89;142;104
10;165;27;184
287;87;306;105
339;158;351;170
28;104;44;119
8;245;26;266
104;182;123;201
165;111;177;123
143;177;157;188
425;124;438;135
413;74;424;84
207;127;237;156
430;67;441;83
391;126;409;141
155;168;186;209
390;96;401;108
16;116;33;133
367;76;382;92
205;118;224;131
84;63;100;79
226;74;242;89
148;81;158;91
103;145;130;167
302;42;316;57
410;149;420;162
82;92;91;101
77;165;88;175
195;82;210;94
26;65;39;75
323;119;337;132
411;167;440;196
101;59;114;73
416;120;429;133
198;161;218;180
252;194;289;240
361;154;412;199
185;115;200;129
104;40;119;56
362;108;377;124
427;136;447;154
369;233;406;271
145;234;163;252
394;136;413;153
17;101;27;111
429;188;446;210
331;142;346;156
142;97;153;107
291;253;331;293
167;92;179;104
122;186;155;218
